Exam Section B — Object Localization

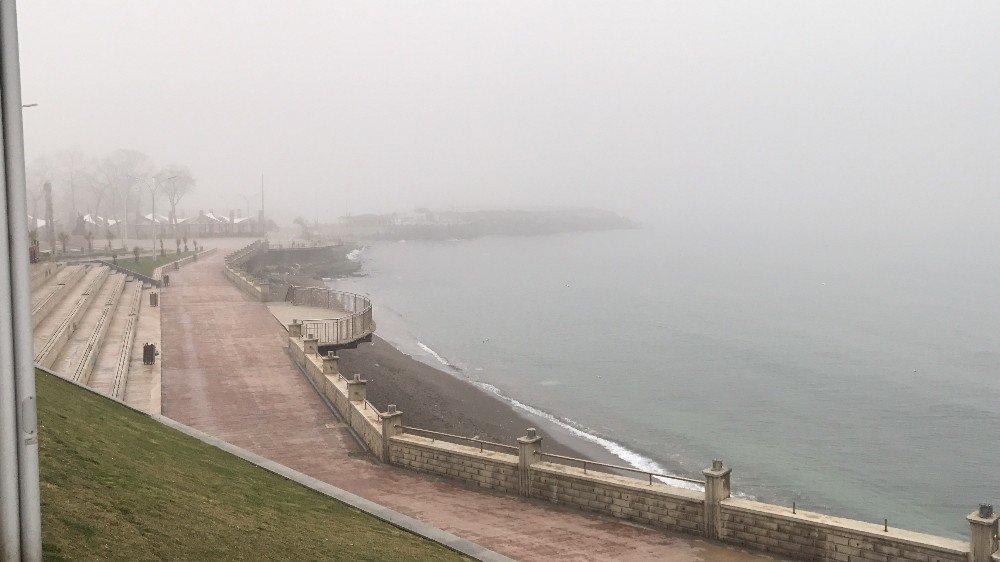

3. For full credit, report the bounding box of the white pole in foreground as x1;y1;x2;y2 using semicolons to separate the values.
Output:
0;0;43;559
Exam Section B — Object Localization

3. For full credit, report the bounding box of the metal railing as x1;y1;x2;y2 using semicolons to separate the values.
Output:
294;286;375;346
400;426;519;454
94;259;161;287
539;451;705;487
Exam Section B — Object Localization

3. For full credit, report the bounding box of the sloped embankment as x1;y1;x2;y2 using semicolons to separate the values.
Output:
35;369;466;561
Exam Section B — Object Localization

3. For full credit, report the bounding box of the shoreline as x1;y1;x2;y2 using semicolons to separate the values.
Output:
336;335;687;479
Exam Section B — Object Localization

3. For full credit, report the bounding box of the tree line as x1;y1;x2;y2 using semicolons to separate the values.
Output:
26;147;196;247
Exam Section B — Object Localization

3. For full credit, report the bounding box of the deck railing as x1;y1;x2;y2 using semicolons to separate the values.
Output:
539;451;705;488
294;286;375;346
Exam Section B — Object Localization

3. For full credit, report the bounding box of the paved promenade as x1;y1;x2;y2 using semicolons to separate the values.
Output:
160;251;767;561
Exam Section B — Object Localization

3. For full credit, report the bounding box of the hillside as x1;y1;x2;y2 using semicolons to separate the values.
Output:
35;369;465;561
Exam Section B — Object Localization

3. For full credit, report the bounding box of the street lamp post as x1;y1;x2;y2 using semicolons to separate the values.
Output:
1;2;43;558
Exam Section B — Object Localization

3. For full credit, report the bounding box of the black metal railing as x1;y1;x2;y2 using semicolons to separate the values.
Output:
399;426;519;454
538;451;705;487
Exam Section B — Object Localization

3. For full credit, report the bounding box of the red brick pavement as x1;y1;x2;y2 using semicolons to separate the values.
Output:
160;251;767;561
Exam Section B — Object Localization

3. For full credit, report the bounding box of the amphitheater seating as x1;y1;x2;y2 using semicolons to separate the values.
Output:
29;262;159;412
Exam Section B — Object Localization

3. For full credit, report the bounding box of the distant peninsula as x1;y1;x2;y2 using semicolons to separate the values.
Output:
323;207;639;241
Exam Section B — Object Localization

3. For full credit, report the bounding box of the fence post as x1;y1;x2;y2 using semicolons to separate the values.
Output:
968;504;999;562
322;351;340;375
703;459;731;541
517;428;542;497
379;404;403;463
303;335;319;355
347;374;367;403
259;281;270;302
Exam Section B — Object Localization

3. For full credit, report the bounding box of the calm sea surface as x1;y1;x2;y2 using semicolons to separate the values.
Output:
332;224;999;537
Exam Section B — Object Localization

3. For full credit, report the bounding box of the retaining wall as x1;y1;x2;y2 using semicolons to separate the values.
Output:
224;241;269;301
528;461;705;536
720;498;968;562
153;247;218;284
293;337;384;456
389;434;520;495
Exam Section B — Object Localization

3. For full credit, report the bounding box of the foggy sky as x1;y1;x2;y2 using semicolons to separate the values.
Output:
17;1;1000;229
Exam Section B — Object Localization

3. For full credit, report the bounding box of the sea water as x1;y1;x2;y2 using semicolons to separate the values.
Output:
332;224;1000;538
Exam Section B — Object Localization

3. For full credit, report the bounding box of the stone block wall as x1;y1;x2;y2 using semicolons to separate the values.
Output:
528;462;704;536
720;498;968;562
224;242;267;301
291;338;385;456
389;435;519;495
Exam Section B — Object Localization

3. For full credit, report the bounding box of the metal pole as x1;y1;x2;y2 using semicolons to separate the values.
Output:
0;89;22;561
1;0;42;558
151;183;156;253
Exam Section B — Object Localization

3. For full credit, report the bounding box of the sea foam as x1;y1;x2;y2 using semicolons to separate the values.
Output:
411;340;702;490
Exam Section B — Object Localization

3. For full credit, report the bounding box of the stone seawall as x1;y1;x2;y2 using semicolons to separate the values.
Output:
389;435;520;495
720;498;968;562
283;318;999;562
529;462;705;536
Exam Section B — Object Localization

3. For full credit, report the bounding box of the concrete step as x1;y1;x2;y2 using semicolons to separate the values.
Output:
29;261;63;292
30;264;86;328
89;280;143;399
33;266;111;369
49;273;127;385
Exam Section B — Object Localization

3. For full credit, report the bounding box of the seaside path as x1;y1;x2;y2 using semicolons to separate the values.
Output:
160;251;768;562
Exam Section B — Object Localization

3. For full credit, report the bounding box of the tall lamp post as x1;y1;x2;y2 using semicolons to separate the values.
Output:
1;1;43;559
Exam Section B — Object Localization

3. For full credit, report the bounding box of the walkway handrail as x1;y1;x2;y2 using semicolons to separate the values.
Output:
294;286;375;346
539;451;705;487
93;259;161;287
400;425;519;454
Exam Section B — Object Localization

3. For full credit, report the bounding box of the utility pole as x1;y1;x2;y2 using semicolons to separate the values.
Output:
0;0;43;559
259;172;265;235
43;182;53;253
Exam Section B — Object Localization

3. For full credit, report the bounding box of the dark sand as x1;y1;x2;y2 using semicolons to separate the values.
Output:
336;336;656;469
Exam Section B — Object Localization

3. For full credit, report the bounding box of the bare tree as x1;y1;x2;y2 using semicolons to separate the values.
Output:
57;231;69;254
53;147;91;223
84;230;94;253
26;155;54;222
94;149;152;238
158;164;195;237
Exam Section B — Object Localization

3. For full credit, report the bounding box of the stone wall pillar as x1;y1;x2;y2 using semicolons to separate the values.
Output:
322;351;340;375
379;405;403;463
703;459;732;540
347;374;367;402
303;336;319;355
517;428;543;497
288;320;302;338
968;504;999;562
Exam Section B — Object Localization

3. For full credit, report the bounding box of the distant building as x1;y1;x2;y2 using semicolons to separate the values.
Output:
175;209;259;238
132;213;171;239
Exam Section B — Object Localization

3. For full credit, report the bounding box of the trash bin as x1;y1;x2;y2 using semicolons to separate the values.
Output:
149;292;158;307
163;274;170;287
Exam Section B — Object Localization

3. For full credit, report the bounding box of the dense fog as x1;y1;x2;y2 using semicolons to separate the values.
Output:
18;1;1000;235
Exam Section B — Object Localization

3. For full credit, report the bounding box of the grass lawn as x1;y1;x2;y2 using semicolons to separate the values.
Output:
36;370;467;561
117;251;194;277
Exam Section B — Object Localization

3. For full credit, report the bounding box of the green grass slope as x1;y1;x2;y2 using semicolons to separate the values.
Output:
116;251;194;278
36;370;465;561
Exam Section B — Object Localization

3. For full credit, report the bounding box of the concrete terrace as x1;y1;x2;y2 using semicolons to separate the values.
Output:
28;259;160;411
159;250;766;561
